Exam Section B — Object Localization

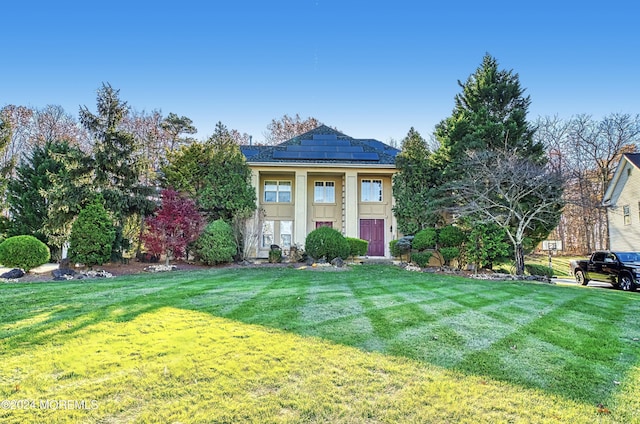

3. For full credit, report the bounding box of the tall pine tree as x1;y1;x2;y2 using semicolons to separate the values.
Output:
432;54;561;274
392;128;442;234
6;141;73;242
79;83;155;258
433;54;544;174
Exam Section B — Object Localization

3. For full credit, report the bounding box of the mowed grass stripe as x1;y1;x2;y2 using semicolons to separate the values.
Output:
0;307;617;424
1;264;639;422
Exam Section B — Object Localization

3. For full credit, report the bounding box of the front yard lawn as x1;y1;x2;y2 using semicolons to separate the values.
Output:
1;265;639;423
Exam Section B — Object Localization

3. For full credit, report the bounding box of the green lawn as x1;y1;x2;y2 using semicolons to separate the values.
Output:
1;265;639;423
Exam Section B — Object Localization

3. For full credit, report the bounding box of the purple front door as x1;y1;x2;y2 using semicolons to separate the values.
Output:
360;219;385;256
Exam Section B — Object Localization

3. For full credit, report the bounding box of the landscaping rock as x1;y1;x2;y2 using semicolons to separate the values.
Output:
1;268;25;279
330;257;344;268
52;268;76;281
144;264;177;273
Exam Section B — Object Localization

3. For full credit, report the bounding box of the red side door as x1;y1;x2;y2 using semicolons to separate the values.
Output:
360;219;385;256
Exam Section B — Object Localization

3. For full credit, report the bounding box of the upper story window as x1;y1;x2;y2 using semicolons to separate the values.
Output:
361;179;382;202
314;181;335;203
264;180;291;203
624;204;631;225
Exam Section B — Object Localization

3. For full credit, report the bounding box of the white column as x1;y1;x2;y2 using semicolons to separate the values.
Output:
294;170;308;247
344;170;358;238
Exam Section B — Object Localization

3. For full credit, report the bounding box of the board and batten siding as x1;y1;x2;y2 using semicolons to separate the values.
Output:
608;161;640;251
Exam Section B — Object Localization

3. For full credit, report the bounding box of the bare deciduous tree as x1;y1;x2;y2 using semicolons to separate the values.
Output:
262;114;320;145
535;114;640;253
451;150;564;275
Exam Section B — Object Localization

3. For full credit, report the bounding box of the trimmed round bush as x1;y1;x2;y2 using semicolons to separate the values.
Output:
412;228;437;251
69;196;116;267
346;237;368;257
196;219;237;265
438;225;466;247
305;227;350;262
0;235;50;271
439;247;460;266
411;251;433;268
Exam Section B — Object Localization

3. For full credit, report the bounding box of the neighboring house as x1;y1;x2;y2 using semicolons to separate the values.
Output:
241;125;400;258
602;153;640;250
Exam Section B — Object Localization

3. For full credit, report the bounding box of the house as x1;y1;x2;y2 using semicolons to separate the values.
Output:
241;125;400;258
602;153;640;250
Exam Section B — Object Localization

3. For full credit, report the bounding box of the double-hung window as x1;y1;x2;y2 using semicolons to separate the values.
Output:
361;179;383;202
314;181;335;203
264;180;291;203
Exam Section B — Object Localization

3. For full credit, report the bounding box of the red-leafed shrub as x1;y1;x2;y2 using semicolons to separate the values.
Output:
142;189;204;265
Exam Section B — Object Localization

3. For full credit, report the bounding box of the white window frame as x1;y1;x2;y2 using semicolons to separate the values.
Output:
314;181;336;203
280;220;293;252
264;180;292;203
262;220;274;248
624;204;631;225
361;179;383;202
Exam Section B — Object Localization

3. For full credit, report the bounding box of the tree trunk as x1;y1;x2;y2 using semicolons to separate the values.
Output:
515;243;525;276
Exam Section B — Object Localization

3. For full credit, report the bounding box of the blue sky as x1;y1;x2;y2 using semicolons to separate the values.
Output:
1;1;638;144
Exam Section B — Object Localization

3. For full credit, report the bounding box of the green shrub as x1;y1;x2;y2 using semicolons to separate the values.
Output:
413;228;437;251
411;251;432;268
440;247;460;266
438;225;466;247
196;219;237;265
305;227;350;262
346;237;368;257
69;196;116;267
389;239;400;257
525;263;554;277
0;235;50;271
390;236;413;260
268;248;282;263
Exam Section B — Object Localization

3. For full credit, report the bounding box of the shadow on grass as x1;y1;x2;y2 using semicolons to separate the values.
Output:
1;265;639;408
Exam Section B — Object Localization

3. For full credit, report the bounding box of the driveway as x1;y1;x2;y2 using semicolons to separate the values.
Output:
552;277;635;291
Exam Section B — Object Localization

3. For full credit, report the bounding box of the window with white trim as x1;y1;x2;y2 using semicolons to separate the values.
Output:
361;179;383;202
280;220;292;250
262;221;275;248
314;181;335;203
624;205;631;225
264;180;291;203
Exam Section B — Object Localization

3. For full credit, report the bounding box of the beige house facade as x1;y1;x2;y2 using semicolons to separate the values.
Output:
603;153;640;250
241;125;400;258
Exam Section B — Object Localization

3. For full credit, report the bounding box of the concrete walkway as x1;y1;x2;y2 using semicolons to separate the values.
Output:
0;263;58;275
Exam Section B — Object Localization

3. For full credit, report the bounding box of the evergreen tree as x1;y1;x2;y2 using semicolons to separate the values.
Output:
199;122;256;221
68;195;116;267
41;142;94;255
431;54;561;275
433;54;544;174
79;83;155;258
0;114;13;216
6;141;72;242
163;121;256;222
392;128;442;234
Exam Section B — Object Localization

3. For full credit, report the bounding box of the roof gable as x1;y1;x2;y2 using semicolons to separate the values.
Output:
603;153;640;205
241;125;399;165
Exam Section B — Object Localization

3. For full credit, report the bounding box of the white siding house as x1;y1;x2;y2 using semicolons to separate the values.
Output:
603;153;640;250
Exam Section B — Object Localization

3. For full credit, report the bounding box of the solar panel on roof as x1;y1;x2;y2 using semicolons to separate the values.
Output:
272;150;379;161
312;134;338;140
351;152;379;160
300;139;350;147
286;145;363;153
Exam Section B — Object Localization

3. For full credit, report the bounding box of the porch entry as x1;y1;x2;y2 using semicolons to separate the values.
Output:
359;219;385;256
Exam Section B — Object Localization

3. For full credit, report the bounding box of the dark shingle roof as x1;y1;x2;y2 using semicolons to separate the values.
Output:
240;125;399;165
624;153;640;169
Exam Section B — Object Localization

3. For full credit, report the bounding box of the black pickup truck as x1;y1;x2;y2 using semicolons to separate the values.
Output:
570;251;640;291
